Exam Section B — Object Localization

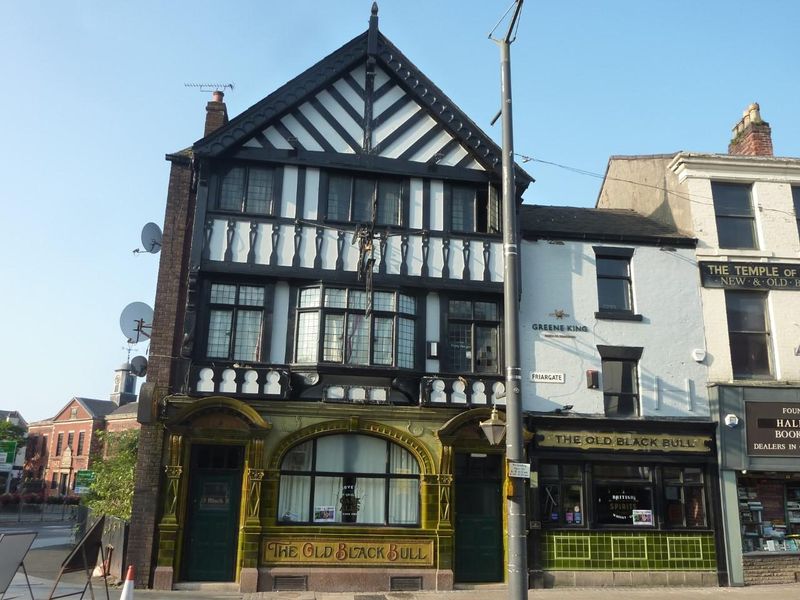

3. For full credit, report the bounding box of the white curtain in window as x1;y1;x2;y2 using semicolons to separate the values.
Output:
355;477;386;523
278;475;310;522
313;476;343;522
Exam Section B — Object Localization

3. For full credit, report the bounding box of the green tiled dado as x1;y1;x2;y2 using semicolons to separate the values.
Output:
541;531;716;571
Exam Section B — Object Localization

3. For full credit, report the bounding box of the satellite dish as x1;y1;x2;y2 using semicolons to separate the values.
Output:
119;301;154;344
130;355;148;377
141;222;163;254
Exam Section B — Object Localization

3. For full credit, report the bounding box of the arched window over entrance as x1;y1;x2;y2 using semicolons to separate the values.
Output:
278;433;420;526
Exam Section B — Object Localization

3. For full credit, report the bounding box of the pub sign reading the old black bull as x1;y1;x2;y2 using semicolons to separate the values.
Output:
699;261;800;290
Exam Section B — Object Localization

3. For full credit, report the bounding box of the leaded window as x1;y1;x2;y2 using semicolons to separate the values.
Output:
446;299;501;374
450;185;499;234
206;283;265;361
326;174;402;226
217;166;275;214
277;434;420;525
295;286;416;368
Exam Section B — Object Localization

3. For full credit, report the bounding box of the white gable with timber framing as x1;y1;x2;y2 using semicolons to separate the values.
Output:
241;63;485;171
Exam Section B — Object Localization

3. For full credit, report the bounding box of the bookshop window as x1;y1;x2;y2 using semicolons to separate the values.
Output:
277;434;420;526
540;464;585;527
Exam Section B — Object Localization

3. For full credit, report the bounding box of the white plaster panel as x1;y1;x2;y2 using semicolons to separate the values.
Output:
341;235;360;272
316;89;363;141
374;66;390;91
466;159;485;171
208;218;227;261
263;126;293;150
409;178;424;229
281;166;298;219
321;230;339;270
428;237;444;278
373;85;406;117
384;235;403;275
381;117;437;159
490;242;504;282
276;224;296;267
300;226;316;268
373;101;418;145
280;114;324;152
231;221;250;263
254;222;271;264
409;130;454;163
350;64;366;90
470;240;485;281
439;144;468;167
298;102;353;154
332;79;364;116
425;292;440;374
448;239;465;280
519;240;709;418
406;235;423;277
430;180;445;231
303;168;320;220
243;137;262;148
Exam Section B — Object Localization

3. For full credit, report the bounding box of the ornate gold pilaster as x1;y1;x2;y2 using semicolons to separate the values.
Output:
157;434;184;568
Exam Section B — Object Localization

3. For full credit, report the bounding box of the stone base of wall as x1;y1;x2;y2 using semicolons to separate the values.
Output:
257;567;453;592
533;570;718;588
744;554;800;586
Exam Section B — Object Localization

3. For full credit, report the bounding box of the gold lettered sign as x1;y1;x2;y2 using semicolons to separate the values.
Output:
536;430;711;453
263;538;434;566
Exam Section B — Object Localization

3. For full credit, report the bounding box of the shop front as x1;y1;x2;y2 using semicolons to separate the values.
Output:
714;385;800;585
528;417;723;587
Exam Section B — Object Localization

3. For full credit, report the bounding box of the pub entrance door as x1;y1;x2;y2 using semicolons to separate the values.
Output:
454;452;504;583
182;444;244;582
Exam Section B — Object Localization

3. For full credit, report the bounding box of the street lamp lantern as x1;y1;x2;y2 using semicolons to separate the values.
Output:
480;406;507;447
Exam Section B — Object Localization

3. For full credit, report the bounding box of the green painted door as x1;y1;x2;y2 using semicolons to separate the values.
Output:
454;454;504;582
182;445;243;582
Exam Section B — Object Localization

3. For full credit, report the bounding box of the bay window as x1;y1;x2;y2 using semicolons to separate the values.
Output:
206;283;265;361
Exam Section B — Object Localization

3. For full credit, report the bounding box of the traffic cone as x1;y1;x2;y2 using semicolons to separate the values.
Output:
120;565;135;600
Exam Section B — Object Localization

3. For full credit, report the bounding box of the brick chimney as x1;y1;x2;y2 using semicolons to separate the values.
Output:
728;102;773;156
204;90;228;137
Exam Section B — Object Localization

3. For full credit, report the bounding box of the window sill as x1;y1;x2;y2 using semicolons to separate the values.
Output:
595;311;643;322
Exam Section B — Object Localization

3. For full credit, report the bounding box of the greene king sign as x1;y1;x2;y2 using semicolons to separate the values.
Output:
745;402;800;456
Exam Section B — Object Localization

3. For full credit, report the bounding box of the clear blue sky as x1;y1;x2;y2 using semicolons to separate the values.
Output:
3;1;799;422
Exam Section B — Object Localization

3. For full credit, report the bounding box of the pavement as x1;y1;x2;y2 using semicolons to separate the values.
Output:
3;521;800;600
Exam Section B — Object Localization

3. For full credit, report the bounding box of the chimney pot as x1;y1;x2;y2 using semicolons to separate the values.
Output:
212;90;224;103
204;90;229;137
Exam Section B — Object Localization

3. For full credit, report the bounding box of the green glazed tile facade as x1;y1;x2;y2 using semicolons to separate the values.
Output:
542;531;716;571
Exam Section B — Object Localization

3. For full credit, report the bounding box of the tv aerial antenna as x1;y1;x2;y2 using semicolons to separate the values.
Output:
184;82;235;93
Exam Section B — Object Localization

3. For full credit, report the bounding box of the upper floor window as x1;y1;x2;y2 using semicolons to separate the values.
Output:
70;407;78;419
450;185;499;234
445;299;501;374
295;286;416;368
725;290;772;379
326;174;402;226
67;432;74;451
793;186;800;239
77;431;85;456
598;345;643;417
206;283;265;362
712;182;757;249
278;433;420;525
593;247;641;320
217;166;275;214
55;433;63;456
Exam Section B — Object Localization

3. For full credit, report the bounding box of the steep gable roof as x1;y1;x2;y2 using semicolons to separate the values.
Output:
520;204;695;246
52;397;118;421
193;20;532;189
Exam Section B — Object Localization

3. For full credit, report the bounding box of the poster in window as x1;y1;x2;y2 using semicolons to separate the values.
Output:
314;506;336;522
632;509;653;526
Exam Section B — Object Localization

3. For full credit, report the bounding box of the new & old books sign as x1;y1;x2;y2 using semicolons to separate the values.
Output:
745;402;800;457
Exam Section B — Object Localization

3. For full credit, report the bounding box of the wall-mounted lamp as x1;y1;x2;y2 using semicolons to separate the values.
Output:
479;406;506;446
426;341;439;359
724;414;740;428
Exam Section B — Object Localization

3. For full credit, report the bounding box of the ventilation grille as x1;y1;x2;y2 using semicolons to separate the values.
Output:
273;575;307;591
390;576;423;591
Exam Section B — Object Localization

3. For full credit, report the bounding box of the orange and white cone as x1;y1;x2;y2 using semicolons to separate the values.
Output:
120;565;135;600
